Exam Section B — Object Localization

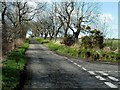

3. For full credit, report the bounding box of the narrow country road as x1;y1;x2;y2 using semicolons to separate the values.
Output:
23;39;120;89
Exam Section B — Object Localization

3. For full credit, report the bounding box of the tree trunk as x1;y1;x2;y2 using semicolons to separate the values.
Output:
73;30;80;42
2;4;8;56
64;28;68;38
44;33;48;39
73;24;81;41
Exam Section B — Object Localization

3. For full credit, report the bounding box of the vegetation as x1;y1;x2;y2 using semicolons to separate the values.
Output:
36;37;120;63
0;2;46;57
0;2;114;57
104;39;118;51
2;41;29;90
0;1;118;88
0;2;118;90
81;29;104;49
0;1;118;90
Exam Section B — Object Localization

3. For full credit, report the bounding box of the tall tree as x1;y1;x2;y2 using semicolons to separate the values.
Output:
73;2;100;40
0;1;46;56
56;2;75;38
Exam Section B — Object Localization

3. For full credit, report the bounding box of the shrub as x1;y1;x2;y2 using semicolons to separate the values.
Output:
92;35;104;49
116;54;120;61
62;36;75;46
81;36;92;48
36;37;119;62
90;29;104;49
92;52;100;60
78;49;88;58
85;51;91;58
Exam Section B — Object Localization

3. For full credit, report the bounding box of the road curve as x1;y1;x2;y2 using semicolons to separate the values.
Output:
23;39;119;89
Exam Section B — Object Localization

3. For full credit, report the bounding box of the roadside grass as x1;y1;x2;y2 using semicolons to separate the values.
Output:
35;37;78;57
2;41;29;90
35;37;120;63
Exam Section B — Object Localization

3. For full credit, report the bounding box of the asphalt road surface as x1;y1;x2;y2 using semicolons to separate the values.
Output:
23;39;120;90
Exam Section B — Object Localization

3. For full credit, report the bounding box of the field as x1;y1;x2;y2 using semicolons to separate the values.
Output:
104;39;119;51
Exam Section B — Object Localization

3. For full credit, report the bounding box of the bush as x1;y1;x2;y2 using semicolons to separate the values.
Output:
36;37;119;62
78;49;88;58
116;54;120;61
92;35;104;49
85;51;91;58
62;36;75;46
81;36;92;48
92;52;99;60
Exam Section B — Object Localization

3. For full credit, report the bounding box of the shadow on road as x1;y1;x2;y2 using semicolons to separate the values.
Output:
27;48;48;51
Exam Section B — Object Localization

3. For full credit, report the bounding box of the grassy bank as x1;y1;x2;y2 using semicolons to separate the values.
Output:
36;37;120;63
2;40;29;90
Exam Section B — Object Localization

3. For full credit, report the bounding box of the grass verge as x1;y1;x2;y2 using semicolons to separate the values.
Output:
35;37;120;63
2;41;29;90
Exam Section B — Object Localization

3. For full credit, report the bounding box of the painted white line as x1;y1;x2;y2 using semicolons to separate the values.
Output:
73;62;77;65
99;71;111;73
77;64;82;68
95;75;106;81
70;60;73;62
64;57;68;60
96;71;109;76
67;59;83;68
94;71;119;73
115;71;120;72
82;67;87;71
104;82;118;88
68;59;87;71
88;71;96;75
108;76;119;82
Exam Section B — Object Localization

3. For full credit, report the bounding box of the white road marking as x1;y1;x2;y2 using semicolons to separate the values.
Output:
108;76;119;82
68;60;87;71
93;71;119;73
95;75;106;81
88;71;96;75
96;71;109;76
67;59;119;88
73;62;77;65
70;60;73;62
104;82;118;88
77;64;82;67
82;67;87;71
115;71;120;72
64;57;68;60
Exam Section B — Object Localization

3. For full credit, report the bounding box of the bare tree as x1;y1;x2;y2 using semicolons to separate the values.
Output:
73;2;101;40
56;2;75;38
0;1;46;56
